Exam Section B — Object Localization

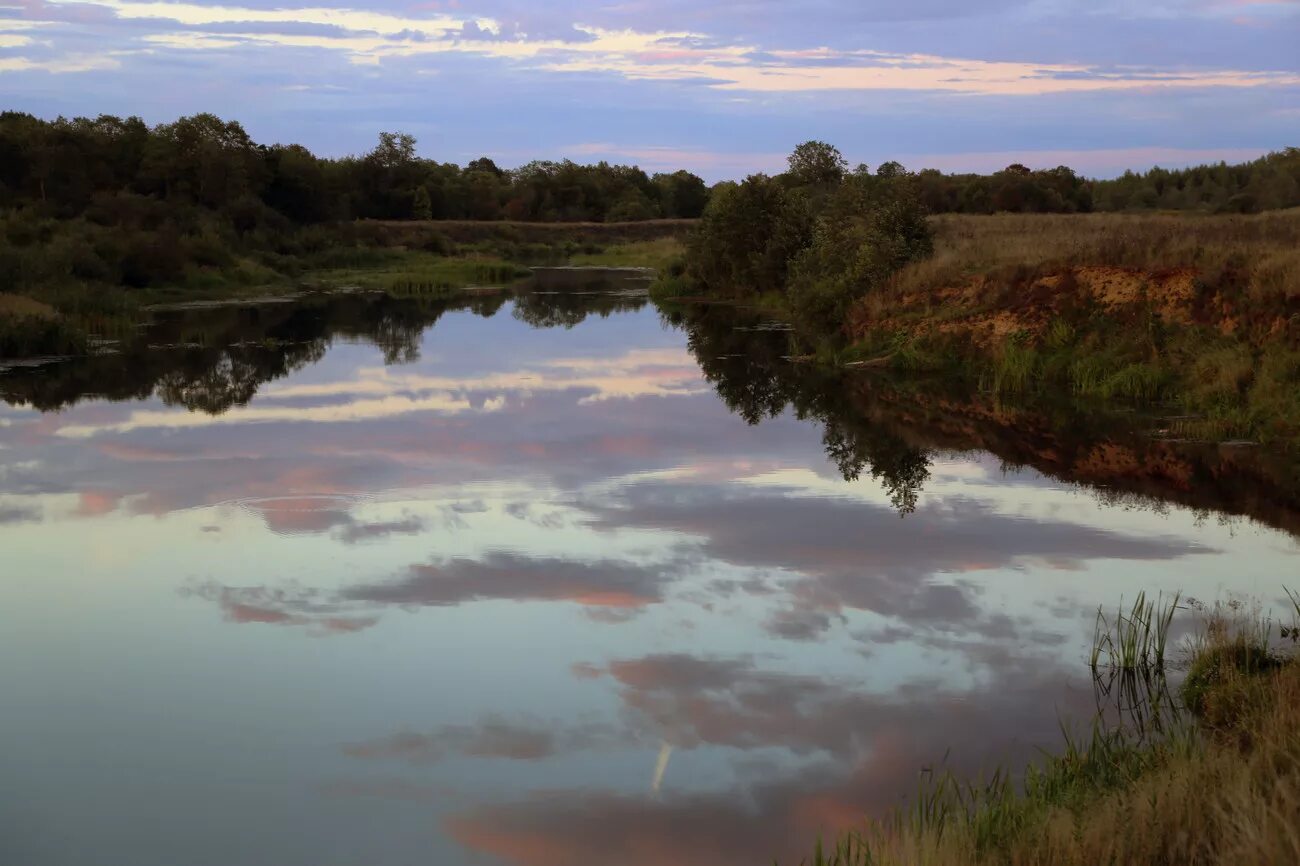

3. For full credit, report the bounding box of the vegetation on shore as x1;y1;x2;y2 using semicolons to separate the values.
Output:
801;593;1300;866
659;139;1300;445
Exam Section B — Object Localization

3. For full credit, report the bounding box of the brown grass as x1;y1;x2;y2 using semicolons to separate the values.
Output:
364;218;698;245
0;293;59;320
891;209;1300;300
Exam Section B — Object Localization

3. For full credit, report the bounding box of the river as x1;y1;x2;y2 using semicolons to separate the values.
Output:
2;270;1297;866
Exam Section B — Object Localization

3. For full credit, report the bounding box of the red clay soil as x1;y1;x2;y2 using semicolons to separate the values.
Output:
851;265;1299;349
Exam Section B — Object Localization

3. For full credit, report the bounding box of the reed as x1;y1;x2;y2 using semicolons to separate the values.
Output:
1089;591;1179;672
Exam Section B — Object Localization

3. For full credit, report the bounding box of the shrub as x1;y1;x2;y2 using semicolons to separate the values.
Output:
119;230;187;288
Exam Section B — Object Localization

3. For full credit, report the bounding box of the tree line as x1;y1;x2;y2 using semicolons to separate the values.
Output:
0;112;710;225
0;110;1295;299
3;111;1295;228
914;150;1300;215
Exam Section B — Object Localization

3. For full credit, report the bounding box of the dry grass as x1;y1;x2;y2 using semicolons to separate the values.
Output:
839;669;1300;866
885;209;1300;304
365;218;697;246
0;293;59;320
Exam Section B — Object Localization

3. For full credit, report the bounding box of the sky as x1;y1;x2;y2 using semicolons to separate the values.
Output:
1;0;1298;179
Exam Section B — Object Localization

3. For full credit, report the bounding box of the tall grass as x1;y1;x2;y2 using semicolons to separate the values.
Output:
1089;591;1179;671
1284;588;1300;643
568;237;685;271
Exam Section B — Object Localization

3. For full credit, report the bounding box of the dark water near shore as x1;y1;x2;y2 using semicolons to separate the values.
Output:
2;270;1298;866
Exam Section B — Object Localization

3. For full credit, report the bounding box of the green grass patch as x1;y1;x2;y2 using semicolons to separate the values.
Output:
568;237;686;270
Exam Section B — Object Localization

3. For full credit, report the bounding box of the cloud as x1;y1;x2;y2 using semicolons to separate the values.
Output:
52;389;490;438
184;546;689;636
0;503;41;524
342;551;681;613
332;514;427;544
585;480;1214;639
13;0;1300;97
344;717;623;763
49;346;703;439
445;649;1098;866
181;581;380;635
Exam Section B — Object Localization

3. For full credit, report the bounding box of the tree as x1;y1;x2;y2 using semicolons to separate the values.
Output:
467;157;505;178
688;174;814;294
788;168;933;336
367;132;417;169
607;188;658;222
411;185;433;220
876;161;906;179
787;140;848;187
653;170;709;219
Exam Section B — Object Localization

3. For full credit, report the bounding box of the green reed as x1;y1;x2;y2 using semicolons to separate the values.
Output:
1283;587;1300;643
1089;591;1180;672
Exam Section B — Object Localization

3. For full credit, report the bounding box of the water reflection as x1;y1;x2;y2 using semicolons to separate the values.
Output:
1;275;1297;866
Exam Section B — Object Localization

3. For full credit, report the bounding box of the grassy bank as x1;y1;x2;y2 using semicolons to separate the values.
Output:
803;594;1300;866
0;221;687;358
845;210;1300;444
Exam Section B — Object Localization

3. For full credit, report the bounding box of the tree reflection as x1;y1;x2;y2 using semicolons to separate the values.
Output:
662;299;1300;534
0;284;644;416
513;289;648;330
662;302;933;514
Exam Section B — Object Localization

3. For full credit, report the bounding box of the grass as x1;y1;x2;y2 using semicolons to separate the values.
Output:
797;591;1300;866
879;209;1300;303
1089;591;1179;671
567;237;686;271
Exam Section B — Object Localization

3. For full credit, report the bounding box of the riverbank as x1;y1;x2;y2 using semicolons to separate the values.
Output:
843;210;1300;444
804;597;1300;866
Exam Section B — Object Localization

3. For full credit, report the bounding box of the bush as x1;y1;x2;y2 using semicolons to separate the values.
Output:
119;230;187;288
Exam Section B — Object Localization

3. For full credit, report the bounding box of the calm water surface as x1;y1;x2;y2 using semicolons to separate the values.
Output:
2;273;1298;866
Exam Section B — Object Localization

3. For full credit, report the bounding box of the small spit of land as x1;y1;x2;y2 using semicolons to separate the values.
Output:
798;594;1300;866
